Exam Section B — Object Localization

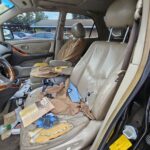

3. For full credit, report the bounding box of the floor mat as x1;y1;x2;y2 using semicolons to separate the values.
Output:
0;135;20;150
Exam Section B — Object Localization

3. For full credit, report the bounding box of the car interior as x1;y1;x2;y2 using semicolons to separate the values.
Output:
0;0;146;149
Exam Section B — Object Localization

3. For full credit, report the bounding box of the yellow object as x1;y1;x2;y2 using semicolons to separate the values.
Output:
109;135;132;150
28;128;43;138
30;122;73;143
54;66;68;73
31;66;58;78
33;62;49;67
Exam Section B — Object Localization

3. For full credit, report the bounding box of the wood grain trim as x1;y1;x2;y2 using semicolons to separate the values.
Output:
0;58;16;91
12;46;29;56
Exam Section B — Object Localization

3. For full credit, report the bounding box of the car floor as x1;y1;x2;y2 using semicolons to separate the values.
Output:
0;135;20;150
0;116;20;150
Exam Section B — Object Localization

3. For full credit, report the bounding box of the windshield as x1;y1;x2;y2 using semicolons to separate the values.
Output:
0;0;14;15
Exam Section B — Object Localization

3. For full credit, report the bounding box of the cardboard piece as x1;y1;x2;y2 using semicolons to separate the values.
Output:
3;107;22;125
1;130;11;141
19;97;55;127
4;111;16;125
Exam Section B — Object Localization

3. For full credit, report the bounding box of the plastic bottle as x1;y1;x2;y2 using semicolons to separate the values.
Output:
0;124;11;135
123;125;138;140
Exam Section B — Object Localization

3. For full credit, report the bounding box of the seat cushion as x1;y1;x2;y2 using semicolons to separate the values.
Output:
20;87;91;150
20;113;90;150
20;87;101;150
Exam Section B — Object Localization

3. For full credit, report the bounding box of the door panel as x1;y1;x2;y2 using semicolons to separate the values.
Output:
8;39;54;66
9;39;53;54
2;11;60;68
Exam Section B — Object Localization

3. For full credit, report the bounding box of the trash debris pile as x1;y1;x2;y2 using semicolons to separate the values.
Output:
0;107;22;140
0;78;95;143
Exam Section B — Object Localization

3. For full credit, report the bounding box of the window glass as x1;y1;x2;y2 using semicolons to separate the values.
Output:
3;11;59;41
0;0;14;15
35;33;45;38
65;13;98;39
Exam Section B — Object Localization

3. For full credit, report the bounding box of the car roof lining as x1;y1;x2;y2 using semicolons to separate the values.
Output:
11;0;33;9
10;0;115;15
34;0;114;13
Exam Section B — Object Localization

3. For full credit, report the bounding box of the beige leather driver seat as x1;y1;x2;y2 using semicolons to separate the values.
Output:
20;0;137;149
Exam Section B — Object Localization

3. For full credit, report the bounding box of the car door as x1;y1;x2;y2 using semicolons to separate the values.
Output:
3;11;60;67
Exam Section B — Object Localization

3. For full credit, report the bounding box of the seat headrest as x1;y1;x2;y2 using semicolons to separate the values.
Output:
71;23;85;38
104;0;137;28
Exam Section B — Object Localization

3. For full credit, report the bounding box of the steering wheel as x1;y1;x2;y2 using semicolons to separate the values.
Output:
0;57;15;91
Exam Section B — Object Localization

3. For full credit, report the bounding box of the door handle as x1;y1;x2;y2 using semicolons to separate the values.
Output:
20;45;29;50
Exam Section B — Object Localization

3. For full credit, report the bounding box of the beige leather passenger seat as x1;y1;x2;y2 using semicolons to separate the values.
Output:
20;0;137;149
15;23;87;78
30;23;87;88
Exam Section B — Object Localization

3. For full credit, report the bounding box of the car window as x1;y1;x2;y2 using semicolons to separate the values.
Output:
2;11;59;41
45;33;54;39
0;0;14;15
35;33;45;38
65;13;98;39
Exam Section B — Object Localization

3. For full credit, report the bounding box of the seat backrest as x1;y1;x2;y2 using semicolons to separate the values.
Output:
70;0;137;121
56;23;87;64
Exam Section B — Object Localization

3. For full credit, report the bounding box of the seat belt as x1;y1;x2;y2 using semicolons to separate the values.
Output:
89;23;95;38
116;0;142;84
116;21;140;84
121;22;139;71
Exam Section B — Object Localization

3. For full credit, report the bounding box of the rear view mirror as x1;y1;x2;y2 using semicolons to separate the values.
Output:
3;28;14;40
